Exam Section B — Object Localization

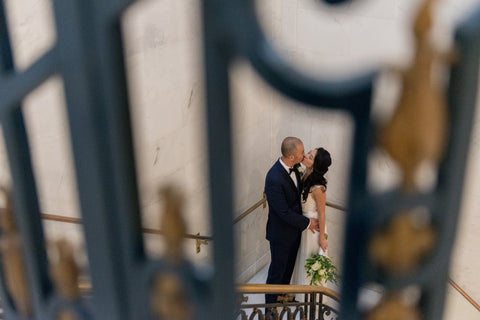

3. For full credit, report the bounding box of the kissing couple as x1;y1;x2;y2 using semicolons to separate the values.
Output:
264;136;332;305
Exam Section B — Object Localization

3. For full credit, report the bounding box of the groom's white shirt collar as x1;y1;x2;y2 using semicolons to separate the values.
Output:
279;158;291;172
279;158;299;187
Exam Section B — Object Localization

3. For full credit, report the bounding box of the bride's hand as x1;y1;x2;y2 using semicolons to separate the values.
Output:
319;236;328;252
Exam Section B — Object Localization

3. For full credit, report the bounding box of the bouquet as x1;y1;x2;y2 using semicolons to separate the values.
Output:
305;252;338;286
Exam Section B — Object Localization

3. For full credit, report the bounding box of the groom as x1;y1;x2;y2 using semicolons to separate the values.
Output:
264;137;319;305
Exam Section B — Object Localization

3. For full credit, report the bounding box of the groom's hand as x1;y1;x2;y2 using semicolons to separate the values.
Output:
308;218;319;233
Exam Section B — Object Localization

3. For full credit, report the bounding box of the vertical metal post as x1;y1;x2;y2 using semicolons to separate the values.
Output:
201;0;236;318
425;8;480;320
338;92;373;320
51;0;137;318
308;293;315;320
318;293;324;320
0;3;51;318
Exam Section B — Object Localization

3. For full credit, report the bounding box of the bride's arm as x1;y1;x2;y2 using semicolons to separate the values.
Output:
312;186;327;252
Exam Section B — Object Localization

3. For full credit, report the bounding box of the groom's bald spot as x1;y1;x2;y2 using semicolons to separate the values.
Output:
281;137;302;157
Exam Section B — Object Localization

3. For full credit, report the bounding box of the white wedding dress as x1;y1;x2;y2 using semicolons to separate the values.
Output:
291;185;327;287
291;188;383;310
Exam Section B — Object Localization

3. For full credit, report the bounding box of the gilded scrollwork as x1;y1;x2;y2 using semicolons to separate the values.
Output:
51;240;81;301
366;293;422;320
0;187;32;317
371;0;450;316
151;273;192;320
151;187;192;320
369;211;435;274
159;187;186;263
379;0;449;192
50;239;81;320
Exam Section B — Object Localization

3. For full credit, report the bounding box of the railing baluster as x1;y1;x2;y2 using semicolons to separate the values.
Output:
318;293;323;320
237;285;339;320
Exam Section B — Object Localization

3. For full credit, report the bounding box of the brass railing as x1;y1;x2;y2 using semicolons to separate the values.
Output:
325;201;346;212
29;282;340;320
32;192;268;254
233;193;267;224
39;193;333;254
236;284;339;320
449;278;480;312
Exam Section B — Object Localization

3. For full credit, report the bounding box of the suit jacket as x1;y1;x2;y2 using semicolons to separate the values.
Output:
265;160;309;246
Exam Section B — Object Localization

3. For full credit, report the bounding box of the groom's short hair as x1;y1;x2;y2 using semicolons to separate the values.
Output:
281;137;302;157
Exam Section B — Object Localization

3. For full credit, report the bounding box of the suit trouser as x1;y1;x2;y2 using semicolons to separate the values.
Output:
265;238;301;305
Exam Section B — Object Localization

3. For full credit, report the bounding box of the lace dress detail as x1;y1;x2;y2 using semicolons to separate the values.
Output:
291;185;327;286
301;185;325;214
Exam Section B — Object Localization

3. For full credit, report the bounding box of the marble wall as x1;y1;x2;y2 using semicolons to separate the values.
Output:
1;1;480;311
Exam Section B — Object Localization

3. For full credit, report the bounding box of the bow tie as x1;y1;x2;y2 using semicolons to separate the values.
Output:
290;163;302;174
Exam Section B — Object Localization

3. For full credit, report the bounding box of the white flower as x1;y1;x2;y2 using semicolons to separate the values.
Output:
311;262;321;271
319;269;325;276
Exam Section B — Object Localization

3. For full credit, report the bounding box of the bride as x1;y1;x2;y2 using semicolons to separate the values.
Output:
292;147;332;287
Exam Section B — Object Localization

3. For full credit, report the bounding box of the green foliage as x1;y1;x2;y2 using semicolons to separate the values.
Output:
304;253;338;286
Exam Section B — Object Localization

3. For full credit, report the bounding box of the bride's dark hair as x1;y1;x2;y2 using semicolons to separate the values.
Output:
302;147;331;201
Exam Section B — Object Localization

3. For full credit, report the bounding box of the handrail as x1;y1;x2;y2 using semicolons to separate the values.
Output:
231;193;345;225
73;282;341;320
3;197;345;253
37;196;338;254
236;284;341;319
237;283;340;300
40;213;212;241
40;193;269;239
233;193;267;224
76;282;341;302
21;195;339;238
449;278;480;312
326;201;346;211
35;194;268;254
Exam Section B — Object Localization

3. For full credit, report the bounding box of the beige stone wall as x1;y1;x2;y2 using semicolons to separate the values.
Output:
1;2;480;316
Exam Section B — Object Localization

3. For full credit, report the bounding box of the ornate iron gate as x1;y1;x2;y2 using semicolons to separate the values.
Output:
0;0;480;319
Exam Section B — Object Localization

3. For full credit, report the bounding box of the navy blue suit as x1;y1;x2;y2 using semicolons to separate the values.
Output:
264;160;309;304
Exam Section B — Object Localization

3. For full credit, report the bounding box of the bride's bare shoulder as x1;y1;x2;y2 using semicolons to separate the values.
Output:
311;185;326;193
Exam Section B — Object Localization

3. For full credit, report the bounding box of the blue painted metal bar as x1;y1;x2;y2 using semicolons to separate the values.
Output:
201;0;236;318
337;97;373;320
0;49;58;116
0;2;14;74
425;7;480;320
0;2;52;318
51;0;134;318
71;0;146;318
0;112;53;319
225;0;378;110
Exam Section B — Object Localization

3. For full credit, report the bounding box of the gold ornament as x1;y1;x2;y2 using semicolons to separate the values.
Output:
369;211;435;274
367;293;422;320
160;187;186;262
379;0;449;192
0;187;32;317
